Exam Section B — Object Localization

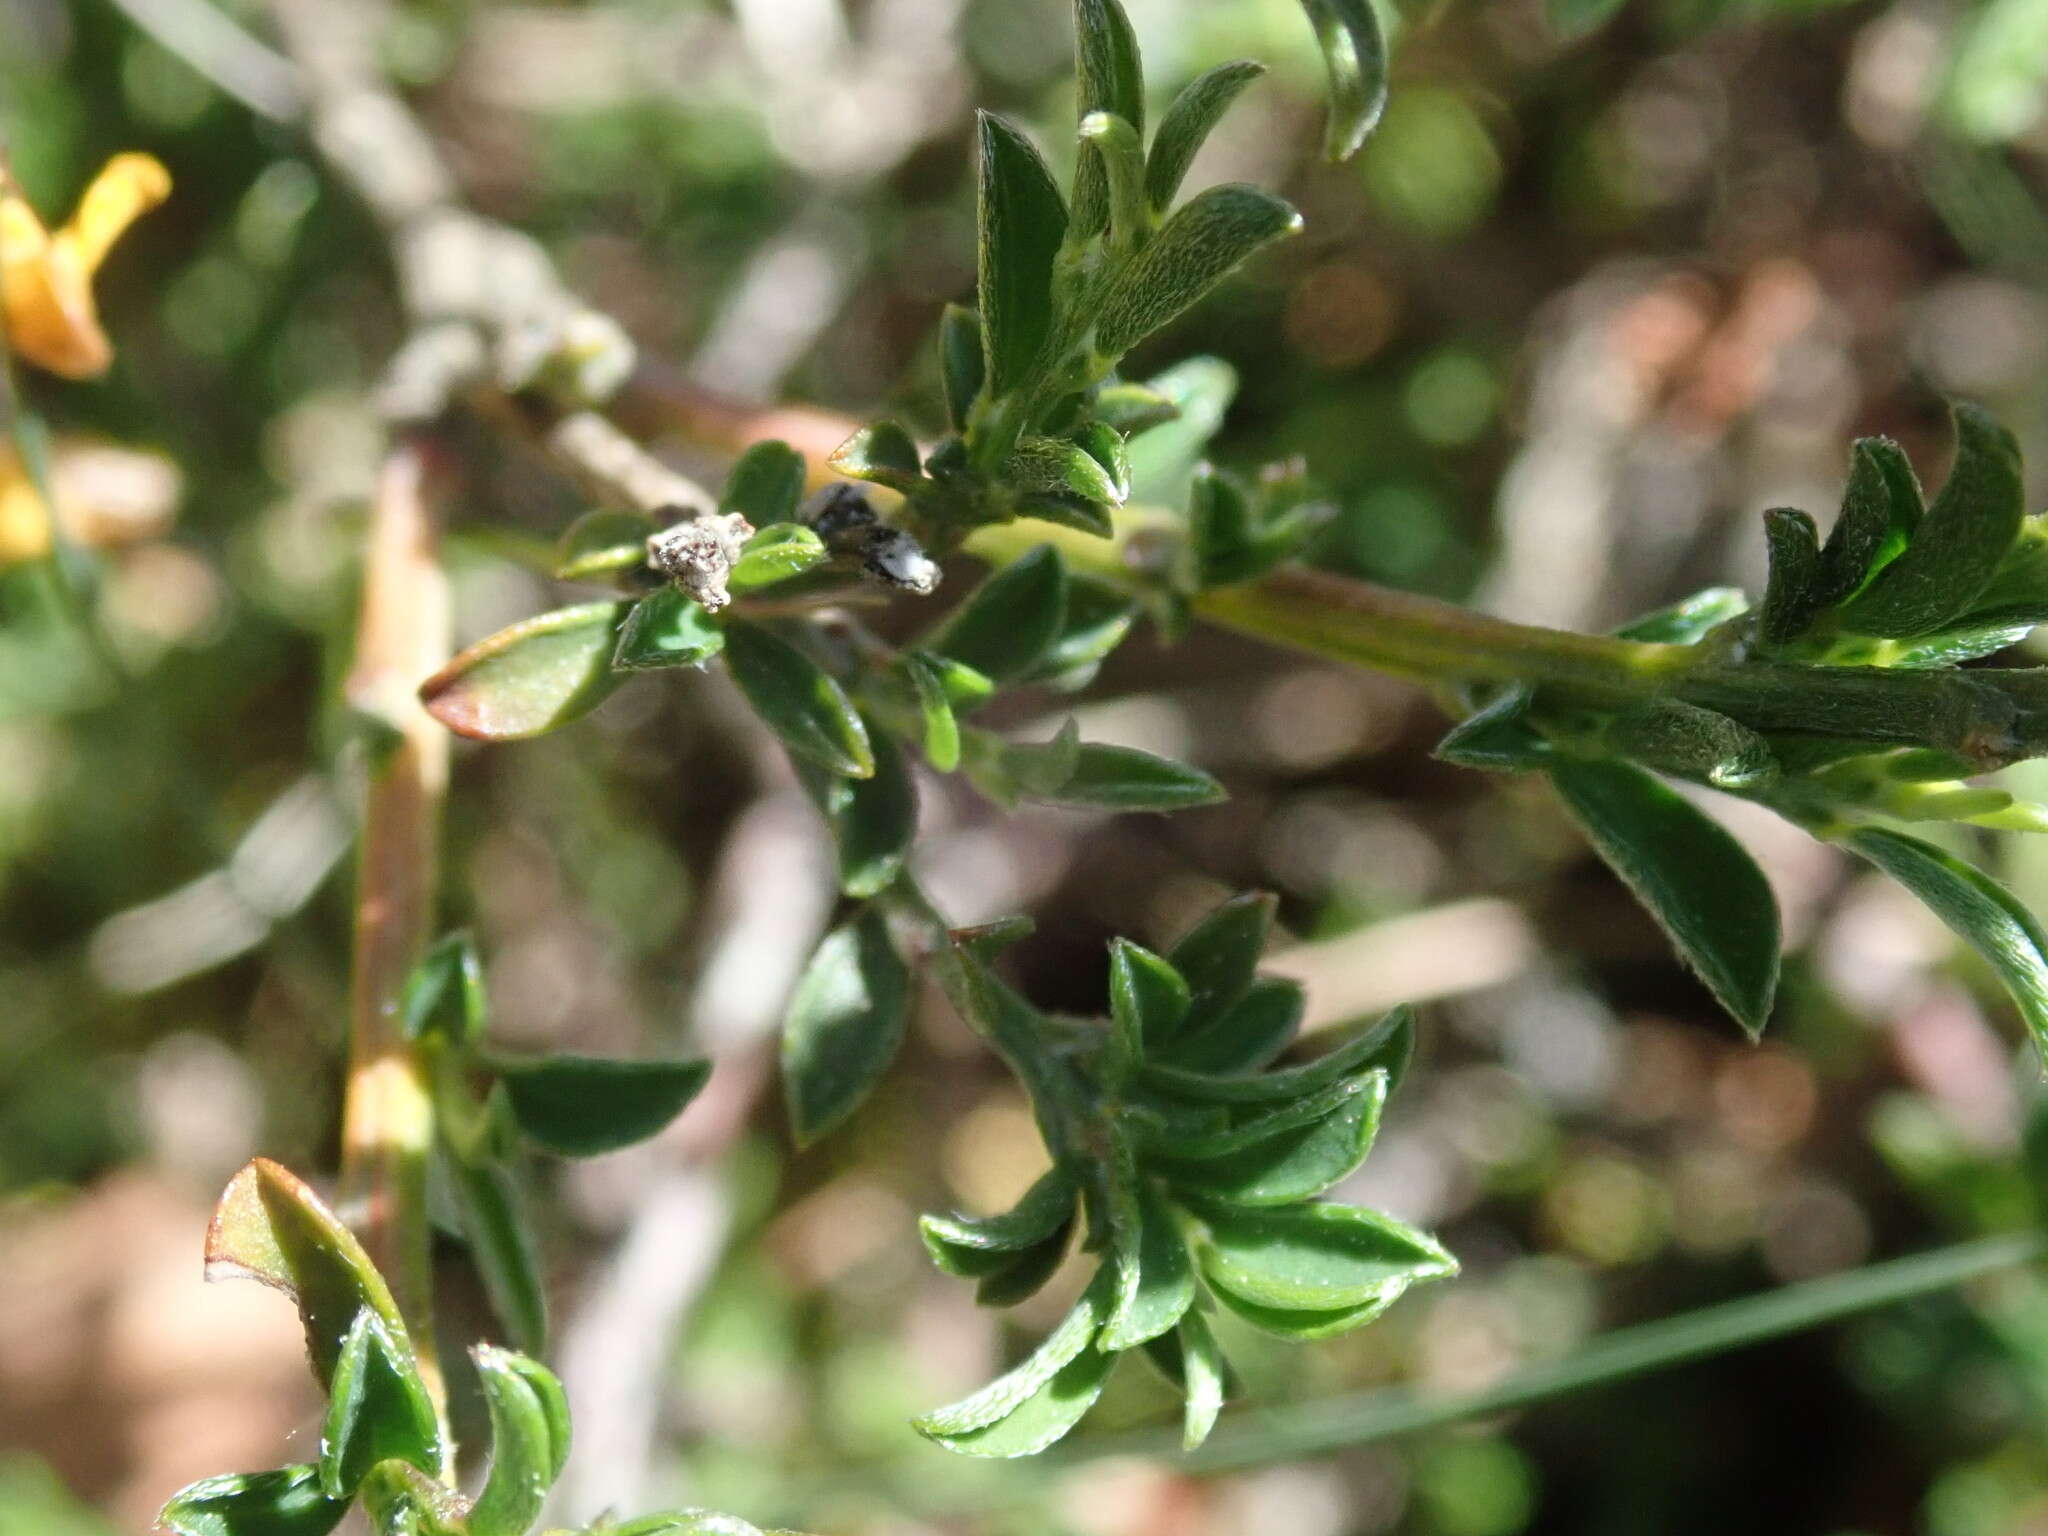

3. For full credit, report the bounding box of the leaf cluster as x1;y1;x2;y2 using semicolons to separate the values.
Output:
1436;404;2048;1056
912;894;1454;1456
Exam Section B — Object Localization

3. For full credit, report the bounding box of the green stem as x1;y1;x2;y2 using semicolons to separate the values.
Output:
1072;1230;2047;1472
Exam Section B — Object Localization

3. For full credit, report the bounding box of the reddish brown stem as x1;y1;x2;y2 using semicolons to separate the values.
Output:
339;430;452;1412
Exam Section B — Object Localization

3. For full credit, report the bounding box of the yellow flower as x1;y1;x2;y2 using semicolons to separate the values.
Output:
0;153;171;379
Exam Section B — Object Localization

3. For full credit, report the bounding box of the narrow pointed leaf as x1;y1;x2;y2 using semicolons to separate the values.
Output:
1018;492;1115;538
783;909;912;1145
1548;765;1777;1040
1102;1184;1198;1350
1614;587;1749;644
555;508;655;581
719;440;807;526
921;1165;1079;1273
798;726;917;898
1112;937;1192;1054
1758;506;1824;645
724;619;875;778
1165;974;1304;1072
1436;688;1550;771
729;523;828;593
1070;421;1132;502
930;545;1068;682
917;1346;1116;1457
160;1466;350;1536
1093;185;1301;356
1142;1006;1414;1102
1148;61;1267;211
1163;1072;1386;1205
1073;0;1146;237
1022;743;1224;811
1210;1287;1397;1339
1077;110;1150;247
205;1158;406;1391
903;651;964;771
975;1216;1078;1305
914;1275;1110;1437
1092;379;1181;433
977;113;1068;395
829;421;926;493
1192;1199;1456;1312
494;1054;711;1156
1849;827;2048;1060
1296;0;1390;159
401;930;484;1044
319;1310;442;1496
421;601;628;741
1005;435;1122;506
1177;1309;1229;1449
1841;404;2024;637
1168;891;1276;1039
1549;758;1781;1038
445;1144;548;1354
940;304;986;431
614;588;725;671
1814;438;1919;606
469;1346;566;1536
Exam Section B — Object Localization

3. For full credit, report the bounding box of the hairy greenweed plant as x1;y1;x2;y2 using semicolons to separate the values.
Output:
132;0;2048;1527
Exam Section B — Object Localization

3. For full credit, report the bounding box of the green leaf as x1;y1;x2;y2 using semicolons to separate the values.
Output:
1147;60;1267;211
1017;491;1115;539
1102;1184;1198;1350
724;620;875;778
470;1346;569;1536
1192;1199;1456;1313
1005;435;1122;507
977;112;1069;397
1165;975;1304;1072
159;1467;350;1536
995;718;1083;799
930;545;1068;683
1070;421;1132;502
1436;688;1550;771
1848;827;2048;1060
1548;758;1781;1039
729;523;828;593
783;908;912;1145
1813;438;1919;607
829;421;926;493
444;1142;548;1354
554;508;655;582
1072;0;1145;238
1022;743;1224;812
1840;404;2024;638
420;601;628;741
921;1165;1079;1274
940;304;986;431
1076;111;1150;248
1613;587;1749;644
319;1310;443;1496
719;440;807;526
205;1158;408;1391
614;588;725;671
1160;1072;1386;1205
1175;1309;1229;1449
609;1515;767;1536
1599;697;1776;791
915;1274;1111;1437
798;726;916;898
355;1462;468;1536
1029;575;1138;685
1167;891;1276;1042
1296;0;1390;159
1209;1287;1396;1339
1111;937;1192;1055
1142;1005;1414;1103
494;1054;711;1156
1093;185;1301;357
1092;379;1181;434
401;930;484;1044
1126;356;1240;507
1758;506;1825;646
975;1215;1079;1306
902;652;964;771
918;1345;1116;1457
1188;464;1255;589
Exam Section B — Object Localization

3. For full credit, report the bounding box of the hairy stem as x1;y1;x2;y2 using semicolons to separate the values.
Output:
1075;1229;2047;1471
340;431;452;1427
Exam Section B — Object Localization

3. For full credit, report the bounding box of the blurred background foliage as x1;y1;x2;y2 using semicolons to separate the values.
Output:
12;0;2048;1532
